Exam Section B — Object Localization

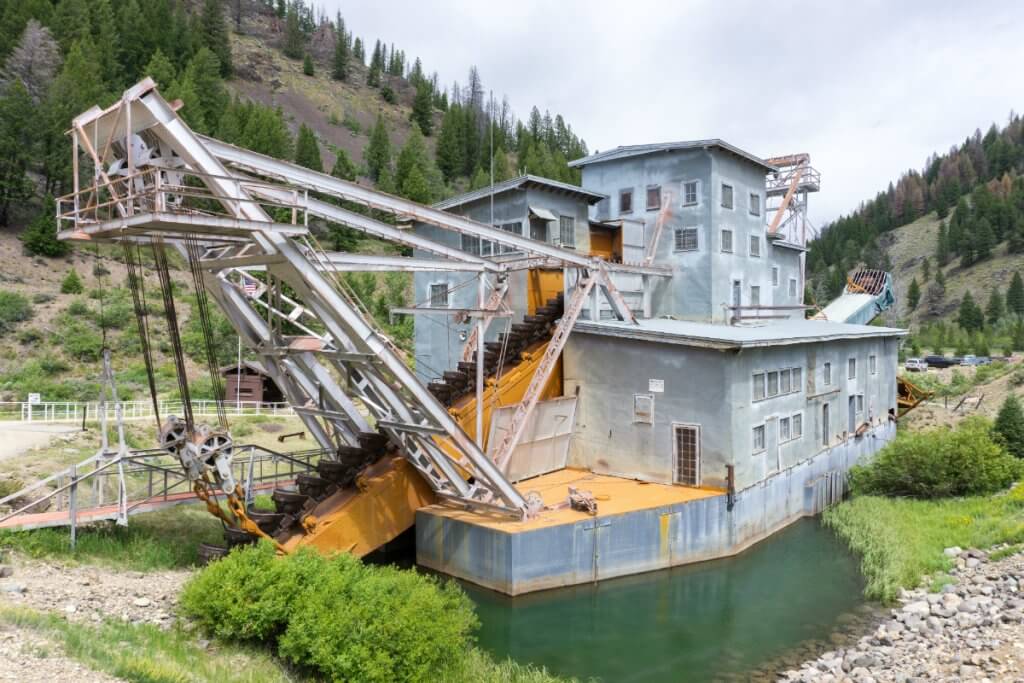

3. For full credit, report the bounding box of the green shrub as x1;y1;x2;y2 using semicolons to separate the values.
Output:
16;328;43;345
54;317;103;362
61;270;84;294
66;300;90;317
31;293;53;305
849;417;1021;498
995;394;1024;458
92;263;110;278
38;358;69;376
0;291;32;335
20;197;69;258
342;112;361;135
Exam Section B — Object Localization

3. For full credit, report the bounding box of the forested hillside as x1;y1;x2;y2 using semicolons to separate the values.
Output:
0;0;593;403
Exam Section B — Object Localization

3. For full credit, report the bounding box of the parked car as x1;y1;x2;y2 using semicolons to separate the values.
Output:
960;354;980;366
904;358;929;372
924;355;958;369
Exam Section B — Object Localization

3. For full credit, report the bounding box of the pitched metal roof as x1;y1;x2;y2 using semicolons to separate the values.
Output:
433;174;606;211
568;139;776;172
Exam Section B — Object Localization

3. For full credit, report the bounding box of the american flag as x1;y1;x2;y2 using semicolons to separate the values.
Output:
241;276;259;297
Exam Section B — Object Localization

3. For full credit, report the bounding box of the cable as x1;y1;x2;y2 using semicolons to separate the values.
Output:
152;239;194;432
122;238;161;428
185;236;229;431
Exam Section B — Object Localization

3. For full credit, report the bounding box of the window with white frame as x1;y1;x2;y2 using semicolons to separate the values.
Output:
721;229;733;253
753;424;766;452
721;183;734;209
779;416;791;442
620;188;633;214
674;227;698;252
792;413;803;438
767;370;779;397
772;266;779;286
753;373;765;400
780;368;791;393
683;180;699;206
749;235;761;257
750;285;761;306
823;362;832;386
789;277;797;298
646;186;661;210
429;283;449;308
792;367;802;392
848;357;857;379
633;394;654;424
869;354;877;375
749;192;760;216
559;215;575;248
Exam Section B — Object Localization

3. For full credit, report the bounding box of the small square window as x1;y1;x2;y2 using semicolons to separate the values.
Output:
646;186;661;210
780;416;790;442
619;189;633;214
750;285;761;306
749;235;761;258
789;277;797;298
772;266;779;286
673;227;698;252
683;180;698;206
721;183;734;209
721;229;733;253
823;362;832;386
780;368;791;394
869;355;877;375
753;373;765;401
429;283;449;308
848;357;857;380
559;215;575;248
749;193;760;216
633;394;654;424
792;367;802;392
753;424;765;452
792;413;803;438
767;371;779;397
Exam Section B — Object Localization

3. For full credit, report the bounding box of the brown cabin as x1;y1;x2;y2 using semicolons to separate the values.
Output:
220;361;285;404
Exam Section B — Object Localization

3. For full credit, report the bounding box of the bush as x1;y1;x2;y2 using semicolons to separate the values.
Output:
54;317;103;362
16;328;43;345
31;293;53;304
849;417;1021;498
181;543;479;683
61;270;84;294
995;394;1024;458
0;291;32;335
20;197;69;258
66;300;90;317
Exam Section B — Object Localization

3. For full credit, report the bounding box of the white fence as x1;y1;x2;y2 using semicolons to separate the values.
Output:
0;400;294;424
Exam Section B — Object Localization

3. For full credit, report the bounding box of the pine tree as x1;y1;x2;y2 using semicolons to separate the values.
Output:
394;126;441;203
995;394;1024;458
410;81;433;135
0;79;36;226
144;48;176;89
302;53;314;76
363;113;391;182
975;217;995;261
283;4;303;59
352;37;364;63
294;123;322;172
20;196;68;257
936;219;950;265
332;20;349;81
907;277;921;310
1008;272;1024;317
60;269;83;294
957;291;983;332
436;105;464;181
200;0;232;76
400;164;430;203
330;148;356;181
89;0;119;88
185;47;227;130
367;40;382;87
921;257;931;282
986;288;1004;327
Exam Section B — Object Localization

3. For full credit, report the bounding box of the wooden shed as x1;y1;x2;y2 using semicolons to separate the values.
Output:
220;361;285;404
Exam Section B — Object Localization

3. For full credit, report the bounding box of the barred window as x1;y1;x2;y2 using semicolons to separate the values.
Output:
646;186;661;210
721;183;734;209
673;227;698;252
721;229;733;253
559;216;575;248
683;180;699;206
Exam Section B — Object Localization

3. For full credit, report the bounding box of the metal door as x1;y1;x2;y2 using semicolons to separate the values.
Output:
673;423;700;486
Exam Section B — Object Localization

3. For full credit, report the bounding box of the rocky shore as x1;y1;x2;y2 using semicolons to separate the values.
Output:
782;546;1024;682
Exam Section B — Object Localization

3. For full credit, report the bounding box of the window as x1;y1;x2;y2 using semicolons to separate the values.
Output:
429;283;449;308
683;180;699;206
753;373;766;401
767;371;779;397
461;234;480;256
646;186;661;210
721;183;734;209
857;394;864;414
673;424;700;486
772;266;779;286
869;355;877;375
780;368;791;394
721;229;733;253
789;277;797;298
822;403;830;447
792;367;802;392
848;357;857;380
749;235;761;257
779;416;791;442
497;222;521;254
619;189;633;214
633;394;654;424
673;227;698;252
823;362;832;386
753;424;766;452
750;285;761;306
559;216;575;248
792;413;803;438
749;193;760;216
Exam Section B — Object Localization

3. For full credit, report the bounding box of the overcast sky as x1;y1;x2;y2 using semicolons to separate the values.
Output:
323;1;1024;227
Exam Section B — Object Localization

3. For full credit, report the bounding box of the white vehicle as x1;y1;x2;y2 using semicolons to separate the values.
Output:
904;358;928;372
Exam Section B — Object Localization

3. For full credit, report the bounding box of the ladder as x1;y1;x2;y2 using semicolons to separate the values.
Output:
492;273;597;472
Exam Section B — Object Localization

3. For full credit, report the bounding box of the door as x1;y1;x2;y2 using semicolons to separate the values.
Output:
673;424;700;486
732;280;741;307
822;403;830;447
848;395;856;433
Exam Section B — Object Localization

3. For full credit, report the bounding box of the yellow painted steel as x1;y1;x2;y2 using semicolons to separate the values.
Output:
284;456;435;557
897;375;933;417
526;268;564;315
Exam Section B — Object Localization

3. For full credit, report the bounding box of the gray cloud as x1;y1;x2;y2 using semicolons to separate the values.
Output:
323;0;1024;226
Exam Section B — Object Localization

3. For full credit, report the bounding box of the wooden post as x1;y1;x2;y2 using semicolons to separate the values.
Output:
69;465;78;550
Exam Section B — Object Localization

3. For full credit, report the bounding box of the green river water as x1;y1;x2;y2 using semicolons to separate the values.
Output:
463;518;877;682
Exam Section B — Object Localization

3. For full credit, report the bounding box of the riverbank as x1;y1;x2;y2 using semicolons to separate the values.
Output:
782;545;1024;681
